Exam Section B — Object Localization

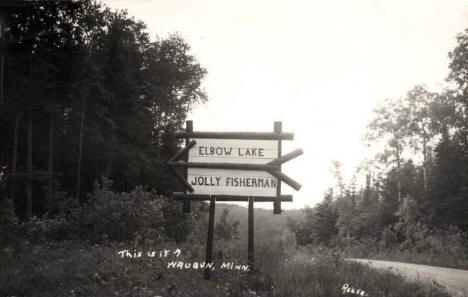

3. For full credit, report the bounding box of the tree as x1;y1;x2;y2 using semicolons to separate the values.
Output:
405;85;438;191
312;192;339;245
330;160;345;197
1;0;207;219
430;129;465;226
448;28;468;99
365;98;410;208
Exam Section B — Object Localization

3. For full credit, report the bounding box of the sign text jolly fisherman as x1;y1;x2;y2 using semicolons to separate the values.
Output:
189;139;279;196
168;121;302;279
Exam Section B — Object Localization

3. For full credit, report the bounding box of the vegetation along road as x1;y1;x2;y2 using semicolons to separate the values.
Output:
350;259;468;297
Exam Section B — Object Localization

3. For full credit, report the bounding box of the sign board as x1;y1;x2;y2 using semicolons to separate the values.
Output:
167;121;303;280
168;122;302;201
167;121;302;279
187;139;278;196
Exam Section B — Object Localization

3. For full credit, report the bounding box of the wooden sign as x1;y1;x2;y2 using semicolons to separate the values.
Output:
188;139;278;196
167;121;303;280
168;128;302;199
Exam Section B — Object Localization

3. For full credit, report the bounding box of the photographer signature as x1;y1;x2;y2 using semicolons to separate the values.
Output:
342;283;368;296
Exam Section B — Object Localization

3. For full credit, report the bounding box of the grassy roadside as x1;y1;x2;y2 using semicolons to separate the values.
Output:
255;245;451;297
341;242;468;270
365;250;468;270
0;240;453;297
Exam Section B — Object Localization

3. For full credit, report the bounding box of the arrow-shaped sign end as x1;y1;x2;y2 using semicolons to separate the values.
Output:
268;170;302;191
268;148;303;166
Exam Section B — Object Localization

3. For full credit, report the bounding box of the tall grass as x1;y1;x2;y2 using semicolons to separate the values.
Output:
0;239;453;297
254;244;451;297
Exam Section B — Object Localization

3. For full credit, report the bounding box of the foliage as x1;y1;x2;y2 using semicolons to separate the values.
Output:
69;178;168;244
287;25;468;271
4;178;203;246
0;0;207;219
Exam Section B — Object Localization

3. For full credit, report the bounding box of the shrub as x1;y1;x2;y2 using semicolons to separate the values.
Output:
14;177;170;245
402;222;468;268
74;178;168;244
351;221;468;269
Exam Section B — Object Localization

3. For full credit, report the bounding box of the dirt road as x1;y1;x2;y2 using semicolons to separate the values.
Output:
349;259;468;297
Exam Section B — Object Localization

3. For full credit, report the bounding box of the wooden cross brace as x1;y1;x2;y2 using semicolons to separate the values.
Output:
168;142;303;192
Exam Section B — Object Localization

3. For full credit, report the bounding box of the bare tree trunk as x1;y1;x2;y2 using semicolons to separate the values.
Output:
0;14;6;107
422;166;428;191
395;145;402;207
76;97;86;203
25;112;32;221
0;16;6;207
24;54;34;221
47;116;53;214
422;142;428;192
9;112;20;207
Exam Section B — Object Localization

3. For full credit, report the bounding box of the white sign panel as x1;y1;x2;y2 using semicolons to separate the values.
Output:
187;138;279;196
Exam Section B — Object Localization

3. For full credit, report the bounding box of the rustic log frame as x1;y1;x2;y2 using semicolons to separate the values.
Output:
167;121;302;279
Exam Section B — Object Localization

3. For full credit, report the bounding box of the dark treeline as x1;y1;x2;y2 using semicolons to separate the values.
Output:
0;0;207;221
290;28;468;266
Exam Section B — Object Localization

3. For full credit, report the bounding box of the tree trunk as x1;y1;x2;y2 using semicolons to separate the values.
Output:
25;112;32;221
0;14;6;107
395;145;402;207
47;116;54;215
422;142;428;192
9;112;21;208
76;97;86;203
0;16;6;207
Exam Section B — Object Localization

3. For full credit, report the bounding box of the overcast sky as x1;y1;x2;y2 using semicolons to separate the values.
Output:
103;0;468;209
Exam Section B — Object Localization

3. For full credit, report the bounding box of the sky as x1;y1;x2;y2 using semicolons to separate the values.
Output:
103;0;468;209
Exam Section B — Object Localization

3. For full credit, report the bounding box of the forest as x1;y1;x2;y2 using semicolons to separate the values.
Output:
0;0;206;216
0;1;467;296
288;39;468;267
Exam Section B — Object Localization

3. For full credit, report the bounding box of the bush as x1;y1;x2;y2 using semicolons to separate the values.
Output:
13;178;170;245
399;222;468;268
73;178;168;244
345;221;468;269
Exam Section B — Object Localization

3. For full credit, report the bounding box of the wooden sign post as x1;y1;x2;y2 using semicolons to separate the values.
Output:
168;121;302;279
